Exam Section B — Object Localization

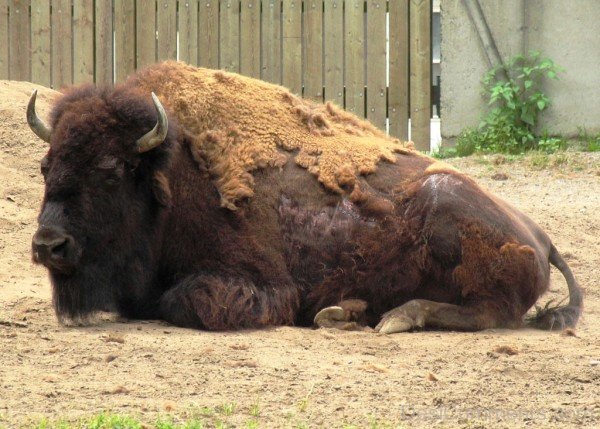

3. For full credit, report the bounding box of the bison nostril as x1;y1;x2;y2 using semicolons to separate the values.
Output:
50;238;69;258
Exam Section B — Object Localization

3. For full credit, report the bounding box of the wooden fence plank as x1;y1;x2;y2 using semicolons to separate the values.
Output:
366;0;386;130
323;0;343;106
261;0;281;84
73;0;94;84
9;0;30;82
344;0;365;116
95;0;113;85
31;0;51;86
220;0;240;72
114;0;135;83
157;0;177;61
389;0;409;140
179;0;198;65
0;0;7;79
136;0;157;68
303;0;323;101
51;0;72;88
240;0;260;78
1;0;431;131
198;0;218;69
282;0;301;95
410;0;431;150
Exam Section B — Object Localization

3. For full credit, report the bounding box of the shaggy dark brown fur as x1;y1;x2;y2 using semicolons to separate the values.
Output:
30;61;582;332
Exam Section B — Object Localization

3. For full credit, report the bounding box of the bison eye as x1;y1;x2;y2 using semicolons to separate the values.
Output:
104;176;121;188
40;156;50;177
95;161;124;189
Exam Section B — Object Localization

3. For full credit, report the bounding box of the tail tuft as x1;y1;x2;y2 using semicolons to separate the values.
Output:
527;299;581;330
528;245;583;331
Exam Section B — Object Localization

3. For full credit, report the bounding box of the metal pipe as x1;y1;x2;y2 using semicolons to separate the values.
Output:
462;0;505;71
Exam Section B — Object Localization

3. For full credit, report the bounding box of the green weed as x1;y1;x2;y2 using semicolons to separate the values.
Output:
576;127;600;152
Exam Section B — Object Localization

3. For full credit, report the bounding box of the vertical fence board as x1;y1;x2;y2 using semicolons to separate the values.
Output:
51;0;72;88
366;0;386;130
261;0;281;84
0;0;7;79
220;0;240;72
198;0;218;68
410;0;431;150
240;0;260;78
73;0;94;84
344;0;364;115
179;0;198;64
31;0;51;86
157;0;176;61
95;0;113;85
3;0;433;142
389;0;409;140
9;0;30;81
282;0;301;95
136;0;157;68
303;0;322;101
114;0;135;82
323;0;342;106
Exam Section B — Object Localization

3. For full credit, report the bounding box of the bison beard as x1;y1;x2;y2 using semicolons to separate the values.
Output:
28;61;583;332
50;264;118;324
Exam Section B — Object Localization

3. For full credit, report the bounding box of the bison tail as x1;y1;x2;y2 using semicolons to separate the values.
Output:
527;245;584;330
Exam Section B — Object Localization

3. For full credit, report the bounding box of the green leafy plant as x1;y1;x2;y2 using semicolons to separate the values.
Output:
432;128;484;158
449;52;564;156
537;133;567;154
479;51;562;153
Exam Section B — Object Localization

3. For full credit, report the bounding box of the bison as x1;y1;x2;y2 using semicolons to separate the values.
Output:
27;61;582;333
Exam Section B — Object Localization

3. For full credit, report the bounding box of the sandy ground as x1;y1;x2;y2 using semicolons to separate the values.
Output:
0;81;599;428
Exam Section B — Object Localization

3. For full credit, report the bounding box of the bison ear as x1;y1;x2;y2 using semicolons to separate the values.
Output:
152;171;172;207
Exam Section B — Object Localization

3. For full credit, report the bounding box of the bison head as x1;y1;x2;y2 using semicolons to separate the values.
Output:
28;86;176;323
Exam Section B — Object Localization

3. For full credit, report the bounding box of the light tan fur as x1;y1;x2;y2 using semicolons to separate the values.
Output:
128;61;412;209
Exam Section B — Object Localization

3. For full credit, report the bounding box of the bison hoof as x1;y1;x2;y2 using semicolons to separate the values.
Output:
314;306;345;328
314;300;372;331
375;301;426;334
375;314;415;334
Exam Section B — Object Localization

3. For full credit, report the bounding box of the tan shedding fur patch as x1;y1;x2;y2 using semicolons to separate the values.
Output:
128;61;412;209
424;161;460;176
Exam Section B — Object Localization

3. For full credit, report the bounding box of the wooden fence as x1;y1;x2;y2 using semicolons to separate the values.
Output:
0;0;432;149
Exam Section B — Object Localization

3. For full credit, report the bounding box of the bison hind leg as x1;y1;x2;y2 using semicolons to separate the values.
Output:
374;299;507;334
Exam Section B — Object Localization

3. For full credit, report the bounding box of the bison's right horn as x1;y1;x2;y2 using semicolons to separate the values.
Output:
27;90;52;143
136;92;169;153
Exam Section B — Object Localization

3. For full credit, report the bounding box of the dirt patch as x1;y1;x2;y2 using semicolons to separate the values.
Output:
0;82;599;428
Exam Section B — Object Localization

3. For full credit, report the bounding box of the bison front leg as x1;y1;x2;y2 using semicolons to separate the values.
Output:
158;274;300;330
375;299;501;334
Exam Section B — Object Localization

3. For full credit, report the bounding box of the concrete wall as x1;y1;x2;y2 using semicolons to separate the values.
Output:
441;0;600;139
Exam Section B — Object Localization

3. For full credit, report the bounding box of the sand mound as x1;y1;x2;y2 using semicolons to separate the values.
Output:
0;80;58;169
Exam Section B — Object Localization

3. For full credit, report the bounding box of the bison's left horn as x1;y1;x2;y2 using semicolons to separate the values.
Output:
27;90;52;143
137;92;169;153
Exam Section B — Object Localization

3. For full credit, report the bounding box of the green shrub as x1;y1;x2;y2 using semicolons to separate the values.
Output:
449;52;565;156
